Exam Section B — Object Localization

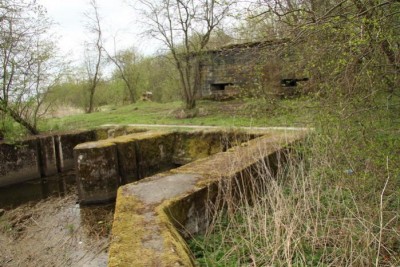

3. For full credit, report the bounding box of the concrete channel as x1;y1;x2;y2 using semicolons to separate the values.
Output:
0;125;308;266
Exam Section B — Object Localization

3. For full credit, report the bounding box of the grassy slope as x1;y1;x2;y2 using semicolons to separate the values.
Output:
39;98;316;132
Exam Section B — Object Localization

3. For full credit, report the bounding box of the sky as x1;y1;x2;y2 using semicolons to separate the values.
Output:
37;0;160;66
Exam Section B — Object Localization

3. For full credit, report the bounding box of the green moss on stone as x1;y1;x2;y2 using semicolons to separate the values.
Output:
94;128;109;140
108;188;156;267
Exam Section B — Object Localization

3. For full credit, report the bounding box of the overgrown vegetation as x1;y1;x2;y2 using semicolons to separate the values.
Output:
37;98;313;133
189;116;400;266
186;0;400;265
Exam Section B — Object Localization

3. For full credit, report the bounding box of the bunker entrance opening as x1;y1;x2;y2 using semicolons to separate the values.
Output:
211;83;233;91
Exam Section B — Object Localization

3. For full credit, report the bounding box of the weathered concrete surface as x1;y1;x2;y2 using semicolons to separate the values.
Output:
102;123;311;132
112;135;139;184
0;138;41;186
57;130;97;172
73;131;175;203
172;131;225;165
0;130;98;187
172;130;260;165
109;131;174;183
108;126;147;139
133;131;175;179
108;130;307;267
108;173;200;267
74;141;121;204
73;129;258;204
38;135;58;177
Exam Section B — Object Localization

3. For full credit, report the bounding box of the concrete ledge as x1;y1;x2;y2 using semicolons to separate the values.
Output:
108;131;306;266
74;131;176;203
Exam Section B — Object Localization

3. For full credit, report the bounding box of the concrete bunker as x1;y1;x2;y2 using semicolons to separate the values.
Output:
210;82;233;92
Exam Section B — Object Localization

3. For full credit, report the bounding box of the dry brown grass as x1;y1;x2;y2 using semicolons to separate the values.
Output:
190;138;400;266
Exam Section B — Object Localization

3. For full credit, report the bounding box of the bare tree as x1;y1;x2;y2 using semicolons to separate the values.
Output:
0;0;62;135
136;0;235;109
105;44;141;104
83;0;103;113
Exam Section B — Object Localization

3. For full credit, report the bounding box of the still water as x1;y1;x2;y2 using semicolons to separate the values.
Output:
0;173;114;267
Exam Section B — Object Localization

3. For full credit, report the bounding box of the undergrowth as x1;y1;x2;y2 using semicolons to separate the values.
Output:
189;94;400;266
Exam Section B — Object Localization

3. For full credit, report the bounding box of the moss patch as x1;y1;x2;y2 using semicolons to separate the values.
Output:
108;188;156;267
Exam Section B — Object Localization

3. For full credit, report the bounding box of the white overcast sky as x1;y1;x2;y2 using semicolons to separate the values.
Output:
37;0;160;66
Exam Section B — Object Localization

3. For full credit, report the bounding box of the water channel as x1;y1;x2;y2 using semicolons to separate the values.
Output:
0;172;114;267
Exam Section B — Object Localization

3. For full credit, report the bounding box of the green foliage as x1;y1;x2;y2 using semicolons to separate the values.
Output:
0;114;28;142
132;56;181;103
43;53;181;118
0;0;62;135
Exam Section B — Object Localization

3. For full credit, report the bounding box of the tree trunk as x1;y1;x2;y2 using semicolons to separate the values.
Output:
186;98;196;109
87;85;96;113
0;104;39;135
381;39;399;73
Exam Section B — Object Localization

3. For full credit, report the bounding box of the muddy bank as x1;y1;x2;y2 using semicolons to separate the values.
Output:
0;193;113;267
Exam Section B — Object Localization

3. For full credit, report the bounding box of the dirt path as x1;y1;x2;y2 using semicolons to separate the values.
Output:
101;123;310;131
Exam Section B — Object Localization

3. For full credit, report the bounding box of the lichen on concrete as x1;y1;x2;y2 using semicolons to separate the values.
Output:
0;138;40;186
133;131;175;179
155;203;196;267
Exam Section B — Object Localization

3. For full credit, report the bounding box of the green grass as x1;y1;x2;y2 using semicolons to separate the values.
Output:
39;97;316;133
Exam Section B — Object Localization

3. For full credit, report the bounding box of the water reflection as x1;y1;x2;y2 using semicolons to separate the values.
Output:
0;172;75;210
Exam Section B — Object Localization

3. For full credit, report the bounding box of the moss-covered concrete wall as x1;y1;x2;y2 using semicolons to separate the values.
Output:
74;140;121;204
73;129;260;204
56;130;97;171
108;130;307;266
38;135;58;177
0;130;98;186
0;138;41;186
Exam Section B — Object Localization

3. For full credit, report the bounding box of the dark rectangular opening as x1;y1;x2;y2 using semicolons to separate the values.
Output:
211;83;233;91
